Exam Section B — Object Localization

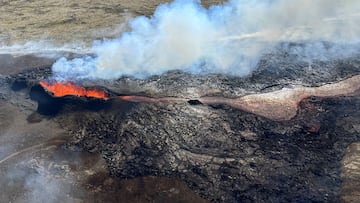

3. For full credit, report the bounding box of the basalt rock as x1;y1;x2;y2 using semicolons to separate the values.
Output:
54;94;359;202
4;44;360;202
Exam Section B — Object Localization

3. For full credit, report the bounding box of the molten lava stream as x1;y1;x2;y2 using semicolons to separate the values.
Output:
39;81;109;99
119;95;187;103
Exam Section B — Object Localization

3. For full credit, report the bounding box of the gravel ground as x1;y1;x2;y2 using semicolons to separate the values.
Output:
0;0;225;45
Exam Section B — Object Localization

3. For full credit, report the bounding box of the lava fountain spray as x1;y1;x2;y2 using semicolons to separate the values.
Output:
39;81;109;99
51;0;360;81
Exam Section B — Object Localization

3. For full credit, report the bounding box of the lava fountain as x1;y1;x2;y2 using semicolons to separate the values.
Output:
39;81;183;103
39;81;109;99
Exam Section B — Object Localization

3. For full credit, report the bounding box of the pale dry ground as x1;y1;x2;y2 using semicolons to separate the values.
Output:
342;142;360;203
0;0;224;46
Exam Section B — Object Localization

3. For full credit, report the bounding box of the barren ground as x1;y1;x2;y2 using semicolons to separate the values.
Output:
1;0;360;203
0;0;224;45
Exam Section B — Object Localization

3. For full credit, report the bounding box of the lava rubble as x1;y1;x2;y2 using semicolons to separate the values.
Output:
3;52;360;202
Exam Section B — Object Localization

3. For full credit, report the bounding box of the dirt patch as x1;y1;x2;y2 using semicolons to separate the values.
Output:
85;175;209;203
0;101;15;134
342;143;360;203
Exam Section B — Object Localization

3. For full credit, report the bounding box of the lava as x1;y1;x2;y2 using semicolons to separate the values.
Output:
39;74;360;121
119;95;186;103
119;95;157;102
200;75;360;121
39;81;109;99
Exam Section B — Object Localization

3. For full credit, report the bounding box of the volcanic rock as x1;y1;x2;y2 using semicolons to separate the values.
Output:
3;45;360;202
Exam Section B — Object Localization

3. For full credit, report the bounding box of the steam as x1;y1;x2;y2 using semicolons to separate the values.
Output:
52;0;360;80
0;41;91;57
4;161;69;203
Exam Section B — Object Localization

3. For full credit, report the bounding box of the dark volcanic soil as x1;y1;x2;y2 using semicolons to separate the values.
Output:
2;46;360;202
55;93;360;202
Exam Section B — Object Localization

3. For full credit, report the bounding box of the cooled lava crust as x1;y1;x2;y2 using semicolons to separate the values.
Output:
4;46;360;202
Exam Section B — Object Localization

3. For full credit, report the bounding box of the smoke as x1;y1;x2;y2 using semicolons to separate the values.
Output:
0;41;91;57
52;0;360;80
3;161;69;203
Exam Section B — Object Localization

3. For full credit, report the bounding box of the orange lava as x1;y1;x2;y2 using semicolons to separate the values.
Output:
40;81;109;99
119;95;156;102
119;95;186;103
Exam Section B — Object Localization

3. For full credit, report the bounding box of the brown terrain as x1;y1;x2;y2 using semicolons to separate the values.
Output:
0;0;224;45
1;0;360;203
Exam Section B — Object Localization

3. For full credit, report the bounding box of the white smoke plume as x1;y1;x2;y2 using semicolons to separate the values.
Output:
52;0;360;80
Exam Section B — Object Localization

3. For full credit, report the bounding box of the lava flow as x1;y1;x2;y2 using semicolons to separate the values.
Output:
119;95;186;103
40;74;360;121
39;81;109;99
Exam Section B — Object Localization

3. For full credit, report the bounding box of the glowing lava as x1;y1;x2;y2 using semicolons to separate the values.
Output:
39;81;109;99
119;95;187;103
